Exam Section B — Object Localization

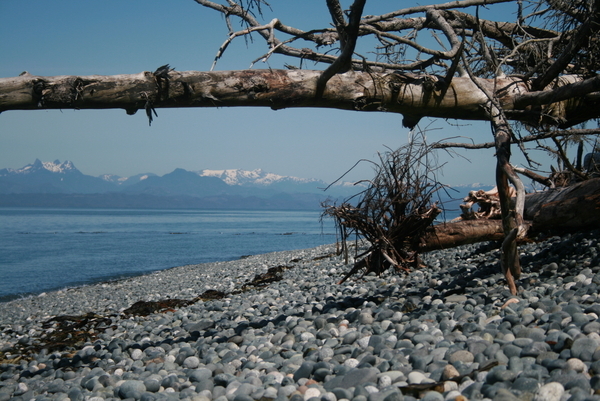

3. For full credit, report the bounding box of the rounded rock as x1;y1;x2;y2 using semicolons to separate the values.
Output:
570;337;599;361
303;388;321;400
118;380;146;399
407;371;428;384
448;350;474;364
183;356;201;369
190;368;213;382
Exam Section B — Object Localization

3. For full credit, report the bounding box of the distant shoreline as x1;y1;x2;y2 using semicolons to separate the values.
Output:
0;192;325;210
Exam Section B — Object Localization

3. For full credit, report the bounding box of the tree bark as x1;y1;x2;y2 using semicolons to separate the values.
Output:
419;178;600;253
419;219;521;252
525;177;600;231
1;70;599;128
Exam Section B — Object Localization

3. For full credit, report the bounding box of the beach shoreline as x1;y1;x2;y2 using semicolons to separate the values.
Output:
2;230;600;401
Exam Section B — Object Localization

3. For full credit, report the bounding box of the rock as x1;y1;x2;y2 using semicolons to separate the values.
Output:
189;368;213;383
447;350;474;364
570;337;599;361
441;364;460;381
183;356;201;369
118;380;146;399
534;382;564;401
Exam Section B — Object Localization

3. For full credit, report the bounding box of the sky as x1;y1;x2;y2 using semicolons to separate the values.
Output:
0;0;560;187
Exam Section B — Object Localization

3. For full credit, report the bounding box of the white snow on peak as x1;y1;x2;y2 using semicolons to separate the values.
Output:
199;168;318;186
42;160;76;173
99;174;120;182
139;175;150;181
7;159;78;174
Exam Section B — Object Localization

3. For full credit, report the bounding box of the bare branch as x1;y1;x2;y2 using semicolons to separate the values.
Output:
432;128;600;149
316;0;367;98
515;74;600;109
362;0;514;24
532;2;600;90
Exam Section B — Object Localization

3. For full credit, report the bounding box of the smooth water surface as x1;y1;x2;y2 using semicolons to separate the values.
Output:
0;208;336;301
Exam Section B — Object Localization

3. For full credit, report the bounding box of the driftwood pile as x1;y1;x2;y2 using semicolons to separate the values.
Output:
326;169;600;286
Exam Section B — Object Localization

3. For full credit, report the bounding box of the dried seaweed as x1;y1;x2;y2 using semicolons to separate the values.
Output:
123;299;195;316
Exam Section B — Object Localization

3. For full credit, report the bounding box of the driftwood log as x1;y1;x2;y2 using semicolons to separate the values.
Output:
419;178;600;253
419;220;525;252
526;178;600;232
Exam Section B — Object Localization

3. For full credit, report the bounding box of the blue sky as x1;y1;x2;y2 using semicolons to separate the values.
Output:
0;0;556;186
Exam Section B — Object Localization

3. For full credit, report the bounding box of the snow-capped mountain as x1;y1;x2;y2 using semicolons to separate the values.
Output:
199;168;321;186
0;160;356;209
0;159;495;210
0;159;78;175
99;172;157;187
0;159;116;194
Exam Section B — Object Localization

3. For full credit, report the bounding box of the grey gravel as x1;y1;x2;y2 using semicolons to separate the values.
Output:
2;229;600;401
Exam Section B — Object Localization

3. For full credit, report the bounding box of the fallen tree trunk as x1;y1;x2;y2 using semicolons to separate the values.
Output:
526;178;600;232
419;219;531;252
1;69;599;128
418;177;600;252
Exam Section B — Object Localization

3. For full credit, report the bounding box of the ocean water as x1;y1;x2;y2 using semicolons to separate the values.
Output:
0;208;337;302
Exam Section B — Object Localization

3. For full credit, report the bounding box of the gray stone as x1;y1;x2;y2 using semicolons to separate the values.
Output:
486;366;517;384
189;368;213;383
419;391;442;401
571;337;599;361
493;388;520;401
183;356;201;369
293;361;315;382
359;313;374;325
323;368;379;391
184;319;215;333
516;328;546;342
118;380;146;399
447;350;474;364
445;295;467;303
143;376;162;393
511;377;540;393
342;331;360;345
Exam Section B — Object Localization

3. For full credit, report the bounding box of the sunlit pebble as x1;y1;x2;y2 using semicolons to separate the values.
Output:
567;358;588;373
297;385;308;394
344;358;359;368
365;386;379;394
303;387;321;400
379;376;392;387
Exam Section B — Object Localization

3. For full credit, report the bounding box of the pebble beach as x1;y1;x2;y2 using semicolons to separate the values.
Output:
2;228;600;401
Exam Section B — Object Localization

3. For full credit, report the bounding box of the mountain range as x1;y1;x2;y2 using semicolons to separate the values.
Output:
0;159;360;210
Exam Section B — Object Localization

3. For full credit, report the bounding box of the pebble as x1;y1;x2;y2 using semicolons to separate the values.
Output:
1;229;600;401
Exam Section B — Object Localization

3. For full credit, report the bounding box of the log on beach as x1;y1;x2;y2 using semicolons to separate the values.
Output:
423;178;600;252
525;178;600;232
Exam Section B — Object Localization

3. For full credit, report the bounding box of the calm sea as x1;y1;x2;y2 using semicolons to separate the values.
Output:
0;208;337;302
